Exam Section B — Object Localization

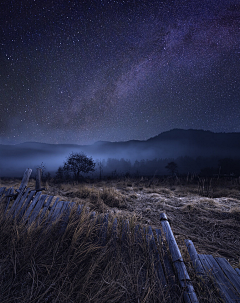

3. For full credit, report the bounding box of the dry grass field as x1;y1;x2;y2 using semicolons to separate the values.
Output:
0;176;239;302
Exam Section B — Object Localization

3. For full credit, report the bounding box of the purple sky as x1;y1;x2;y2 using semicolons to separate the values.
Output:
1;0;240;144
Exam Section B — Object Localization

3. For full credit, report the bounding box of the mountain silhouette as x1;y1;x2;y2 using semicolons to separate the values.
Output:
1;129;240;177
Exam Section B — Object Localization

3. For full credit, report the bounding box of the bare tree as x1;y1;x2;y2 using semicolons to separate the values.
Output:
63;152;95;180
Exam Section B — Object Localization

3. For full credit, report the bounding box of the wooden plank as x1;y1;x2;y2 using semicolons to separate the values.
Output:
22;191;42;222
38;196;54;223
0;187;6;199
236;268;240;277
160;213;199;303
46;197;60;223
199;254;239;303
13;188;30;218
99;214;109;246
65;201;75;211
7;188;25;216
134;224;142;244
62;201;75;219
45;200;72;234
27;195;48;225
5;169;32;218
18;168;32;192
62;202;83;225
185;239;216;298
4;187;14;214
90;211;96;219
185;239;205;276
76;204;83;216
155;228;177;288
0;186;6;192
183;284;200;303
58;201;71;219
17;191;36;221
58;201;74;234
160;213;183;262
172;257;196;302
173;260;190;282
215;257;240;295
199;255;237;303
147;226;167;288
49;200;66;222
50;200;65;221
160;214;188;279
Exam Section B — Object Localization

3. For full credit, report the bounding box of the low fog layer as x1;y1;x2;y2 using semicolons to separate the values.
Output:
1;129;240;177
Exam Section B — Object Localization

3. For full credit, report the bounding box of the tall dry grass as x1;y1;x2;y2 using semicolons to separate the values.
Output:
0;175;238;302
0;202;180;303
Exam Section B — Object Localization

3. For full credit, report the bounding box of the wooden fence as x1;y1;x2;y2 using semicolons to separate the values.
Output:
1;168;240;302
185;240;240;303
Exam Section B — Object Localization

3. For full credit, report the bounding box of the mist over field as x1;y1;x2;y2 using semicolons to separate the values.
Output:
1;129;240;177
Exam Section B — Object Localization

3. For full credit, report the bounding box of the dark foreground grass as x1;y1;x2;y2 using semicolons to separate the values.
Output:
0;181;228;303
0;204;180;303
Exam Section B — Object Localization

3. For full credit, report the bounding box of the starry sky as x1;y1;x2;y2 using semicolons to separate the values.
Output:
1;0;240;145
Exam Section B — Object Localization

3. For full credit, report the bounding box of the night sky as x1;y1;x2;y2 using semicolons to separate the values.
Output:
1;0;240;145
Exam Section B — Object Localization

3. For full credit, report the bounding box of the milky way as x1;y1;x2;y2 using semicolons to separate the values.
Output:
1;0;240;144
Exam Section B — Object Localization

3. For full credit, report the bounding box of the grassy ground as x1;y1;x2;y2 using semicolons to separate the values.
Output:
0;176;239;302
0;210;176;302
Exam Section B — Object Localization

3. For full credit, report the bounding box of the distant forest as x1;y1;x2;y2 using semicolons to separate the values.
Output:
54;156;240;181
94;156;240;177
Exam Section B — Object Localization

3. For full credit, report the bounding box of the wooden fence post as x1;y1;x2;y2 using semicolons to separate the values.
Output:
35;168;45;191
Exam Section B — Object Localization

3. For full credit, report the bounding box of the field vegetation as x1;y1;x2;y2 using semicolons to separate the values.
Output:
0;174;239;302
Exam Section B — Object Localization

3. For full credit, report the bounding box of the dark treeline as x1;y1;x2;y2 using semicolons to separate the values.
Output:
95;156;240;177
54;156;240;181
